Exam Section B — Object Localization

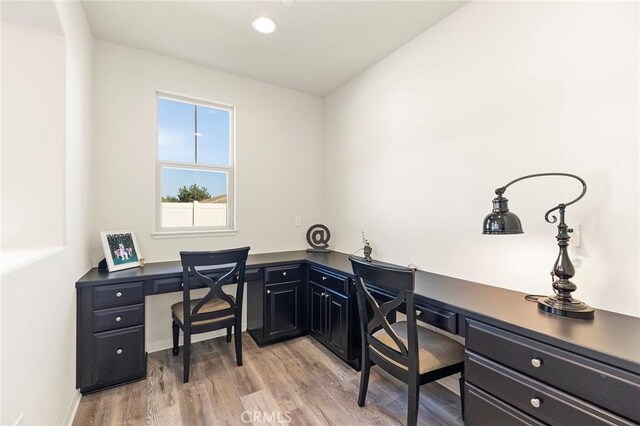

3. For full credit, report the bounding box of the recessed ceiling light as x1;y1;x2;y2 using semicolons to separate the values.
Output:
252;17;277;34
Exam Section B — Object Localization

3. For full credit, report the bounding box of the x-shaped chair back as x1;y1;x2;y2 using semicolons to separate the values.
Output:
180;247;250;326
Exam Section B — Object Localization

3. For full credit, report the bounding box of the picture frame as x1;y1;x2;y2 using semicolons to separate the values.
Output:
100;230;142;272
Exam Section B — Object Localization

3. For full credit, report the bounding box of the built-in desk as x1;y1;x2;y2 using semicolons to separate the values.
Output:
76;250;640;424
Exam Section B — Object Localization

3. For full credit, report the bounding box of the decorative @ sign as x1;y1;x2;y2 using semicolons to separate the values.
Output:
306;224;331;253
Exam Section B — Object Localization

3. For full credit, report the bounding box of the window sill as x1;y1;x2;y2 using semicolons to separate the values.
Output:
151;229;239;239
1;246;65;276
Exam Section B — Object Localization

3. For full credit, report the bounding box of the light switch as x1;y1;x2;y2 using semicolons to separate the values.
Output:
570;224;580;248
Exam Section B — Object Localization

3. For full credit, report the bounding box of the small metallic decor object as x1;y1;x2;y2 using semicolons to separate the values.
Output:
306;224;331;253
363;245;373;262
482;172;594;319
361;229;373;262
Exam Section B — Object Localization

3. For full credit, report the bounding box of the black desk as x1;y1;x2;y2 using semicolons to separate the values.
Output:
76;250;640;423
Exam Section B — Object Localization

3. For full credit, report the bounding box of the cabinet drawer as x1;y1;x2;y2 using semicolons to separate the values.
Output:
465;351;634;425
265;265;302;284
151;277;183;294
415;302;457;334
466;319;640;422
92;304;144;333
465;383;544;426
245;268;262;282
309;267;348;295
92;326;145;388
93;282;143;309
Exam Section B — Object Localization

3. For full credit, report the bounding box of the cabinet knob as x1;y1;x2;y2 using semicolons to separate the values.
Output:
266;290;271;294
115;316;122;322
415;310;423;316
282;272;287;276
325;293;330;299
116;348;123;355
116;291;123;298
531;358;542;368
530;398;541;408
321;292;326;297
322;276;328;281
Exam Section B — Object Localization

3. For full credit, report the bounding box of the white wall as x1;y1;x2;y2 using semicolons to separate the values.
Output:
91;40;324;348
323;1;639;317
0;1;93;424
0;4;4;422
1;22;65;249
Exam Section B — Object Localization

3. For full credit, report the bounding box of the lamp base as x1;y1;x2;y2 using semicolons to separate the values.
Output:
538;296;594;319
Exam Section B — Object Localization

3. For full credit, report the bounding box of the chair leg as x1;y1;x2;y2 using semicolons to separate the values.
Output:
226;327;232;343
459;371;466;421
357;355;371;407
183;330;191;383
407;374;420;426
234;321;243;366
172;320;179;356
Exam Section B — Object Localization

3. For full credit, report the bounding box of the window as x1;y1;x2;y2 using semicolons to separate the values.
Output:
156;93;234;232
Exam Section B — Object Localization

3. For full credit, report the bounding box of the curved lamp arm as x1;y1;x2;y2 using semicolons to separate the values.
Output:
494;173;587;224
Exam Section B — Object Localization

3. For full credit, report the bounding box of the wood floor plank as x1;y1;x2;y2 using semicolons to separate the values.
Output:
74;334;463;426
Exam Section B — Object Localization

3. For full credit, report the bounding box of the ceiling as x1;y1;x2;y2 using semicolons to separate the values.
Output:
81;1;468;96
2;0;62;35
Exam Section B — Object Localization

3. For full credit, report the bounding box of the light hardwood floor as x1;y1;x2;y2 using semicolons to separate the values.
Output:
74;334;463;425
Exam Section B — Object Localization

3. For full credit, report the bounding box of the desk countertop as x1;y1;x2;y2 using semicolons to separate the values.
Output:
77;250;640;374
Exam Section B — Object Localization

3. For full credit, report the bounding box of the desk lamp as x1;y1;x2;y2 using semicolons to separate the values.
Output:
482;172;594;319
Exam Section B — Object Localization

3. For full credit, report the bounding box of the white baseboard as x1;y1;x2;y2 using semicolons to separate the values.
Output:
63;389;81;426
437;375;461;396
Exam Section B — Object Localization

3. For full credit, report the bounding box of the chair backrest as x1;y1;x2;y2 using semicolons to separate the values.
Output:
180;247;250;326
349;256;418;371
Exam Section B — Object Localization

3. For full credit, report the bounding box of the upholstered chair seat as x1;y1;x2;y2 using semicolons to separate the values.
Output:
171;296;235;326
372;321;464;374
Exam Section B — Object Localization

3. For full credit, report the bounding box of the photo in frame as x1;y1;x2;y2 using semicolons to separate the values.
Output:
100;230;142;272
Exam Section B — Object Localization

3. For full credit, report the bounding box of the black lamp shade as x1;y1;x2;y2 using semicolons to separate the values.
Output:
482;195;523;234
482;211;523;234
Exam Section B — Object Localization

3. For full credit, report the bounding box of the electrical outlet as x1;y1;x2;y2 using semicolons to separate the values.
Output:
570;224;580;248
294;216;301;227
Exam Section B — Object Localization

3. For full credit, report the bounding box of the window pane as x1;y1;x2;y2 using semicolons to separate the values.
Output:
161;167;228;228
196;105;230;166
158;98;195;163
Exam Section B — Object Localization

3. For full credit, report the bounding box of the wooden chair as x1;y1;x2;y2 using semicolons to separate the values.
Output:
172;247;250;383
349;256;465;426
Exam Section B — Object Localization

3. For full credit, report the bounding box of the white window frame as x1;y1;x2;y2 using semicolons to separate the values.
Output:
154;92;236;237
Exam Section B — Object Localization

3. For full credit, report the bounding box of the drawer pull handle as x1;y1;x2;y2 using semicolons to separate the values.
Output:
115;316;122;322
530;398;541;408
282;272;287;276
416;309;423;316
266;290;271;294
531;358;542;368
116;292;123;298
322;276;328;281
116;348;123;355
